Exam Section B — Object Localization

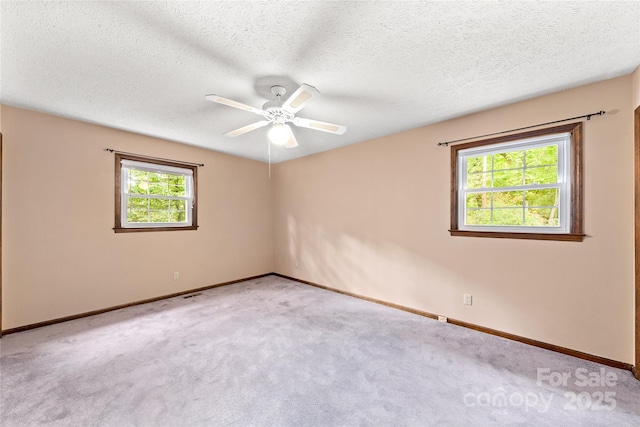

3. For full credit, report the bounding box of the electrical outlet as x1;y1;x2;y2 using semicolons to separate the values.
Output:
464;294;472;306
173;272;180;280
438;315;448;323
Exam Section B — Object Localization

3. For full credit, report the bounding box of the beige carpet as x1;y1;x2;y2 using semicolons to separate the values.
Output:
1;275;639;426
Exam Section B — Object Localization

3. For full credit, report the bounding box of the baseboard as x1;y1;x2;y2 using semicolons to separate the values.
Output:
4;271;636;376
446;318;633;372
1;273;272;335
273;273;635;373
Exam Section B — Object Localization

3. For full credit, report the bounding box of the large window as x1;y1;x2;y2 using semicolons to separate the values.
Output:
114;154;197;232
450;123;584;241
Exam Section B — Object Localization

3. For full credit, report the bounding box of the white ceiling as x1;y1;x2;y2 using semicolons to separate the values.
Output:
2;1;639;163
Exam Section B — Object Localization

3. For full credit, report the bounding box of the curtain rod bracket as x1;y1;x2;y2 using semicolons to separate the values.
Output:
586;110;606;121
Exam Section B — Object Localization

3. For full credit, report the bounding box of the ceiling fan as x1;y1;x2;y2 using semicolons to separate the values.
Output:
205;84;347;148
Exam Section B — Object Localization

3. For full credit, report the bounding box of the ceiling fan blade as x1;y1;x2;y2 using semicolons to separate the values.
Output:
282;84;319;113
293;117;347;135
224;120;270;137
205;94;264;115
284;125;299;148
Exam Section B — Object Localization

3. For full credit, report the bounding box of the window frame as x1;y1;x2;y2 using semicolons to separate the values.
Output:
449;122;584;242
114;153;198;233
458;133;570;233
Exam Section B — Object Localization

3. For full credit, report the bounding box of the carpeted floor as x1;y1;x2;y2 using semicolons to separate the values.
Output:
1;275;639;426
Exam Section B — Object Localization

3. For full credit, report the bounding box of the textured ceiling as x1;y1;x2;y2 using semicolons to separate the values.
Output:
2;1;639;163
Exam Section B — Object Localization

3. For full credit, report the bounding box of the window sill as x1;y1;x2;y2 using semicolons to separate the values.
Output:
449;230;585;242
114;226;198;233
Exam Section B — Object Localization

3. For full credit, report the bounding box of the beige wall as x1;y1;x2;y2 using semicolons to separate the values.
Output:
274;75;635;364
1;105;273;329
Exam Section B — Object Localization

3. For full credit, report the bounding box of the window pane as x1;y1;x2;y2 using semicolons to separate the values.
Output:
148;172;166;182
492;191;524;208
127;197;148;209
493;151;524;170
525;189;558;207
466;172;492;189
466;209;491;225
493;169;524;187
526;145;558;167
525;165;558;185
466;193;485;209
149;211;170;223
127;209;148;223
149;198;169;210
169;185;186;197
467;155;492;173
170;211;186;223
526;208;559;226
128;170;149;194
493;208;524;226
129;181;149;194
170;200;186;211
149;182;169;196
168;174;185;184
466;193;491;210
129;169;148;179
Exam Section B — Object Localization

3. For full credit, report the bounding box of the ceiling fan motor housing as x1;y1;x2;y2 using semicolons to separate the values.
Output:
262;103;294;125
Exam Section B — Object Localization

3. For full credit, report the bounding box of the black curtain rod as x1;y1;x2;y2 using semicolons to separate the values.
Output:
104;148;204;167
437;110;606;147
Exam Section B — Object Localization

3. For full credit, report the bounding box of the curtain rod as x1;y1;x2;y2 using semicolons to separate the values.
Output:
437;110;606;147
104;148;204;167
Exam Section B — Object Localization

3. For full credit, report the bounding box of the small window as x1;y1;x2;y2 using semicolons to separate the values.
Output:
450;123;584;241
114;154;197;233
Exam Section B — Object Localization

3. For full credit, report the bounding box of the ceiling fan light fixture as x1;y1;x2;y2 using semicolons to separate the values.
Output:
267;123;290;145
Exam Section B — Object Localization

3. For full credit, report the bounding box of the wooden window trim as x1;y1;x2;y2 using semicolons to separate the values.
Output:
114;153;198;233
450;122;584;241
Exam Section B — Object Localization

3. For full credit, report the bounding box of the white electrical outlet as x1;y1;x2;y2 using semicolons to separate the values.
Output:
438;315;448;323
464;294;472;306
173;272;180;280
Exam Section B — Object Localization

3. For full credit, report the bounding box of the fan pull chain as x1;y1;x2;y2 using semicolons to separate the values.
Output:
268;139;271;179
